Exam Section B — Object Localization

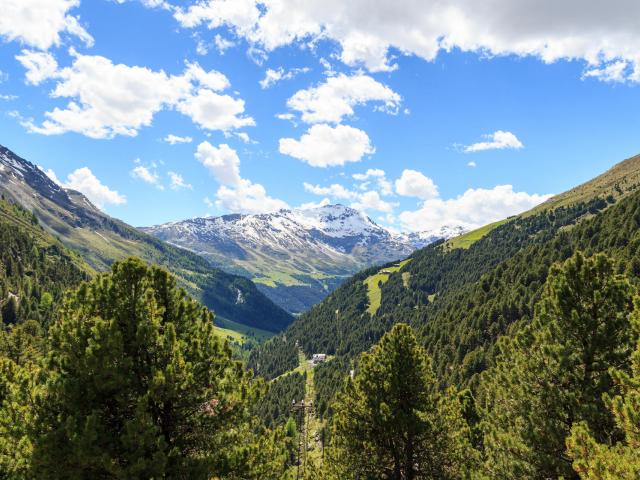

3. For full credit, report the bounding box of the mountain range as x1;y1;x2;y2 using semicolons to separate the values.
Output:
0;144;292;334
143;206;465;313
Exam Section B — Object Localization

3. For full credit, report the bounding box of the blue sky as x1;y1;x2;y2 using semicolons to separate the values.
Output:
1;0;639;232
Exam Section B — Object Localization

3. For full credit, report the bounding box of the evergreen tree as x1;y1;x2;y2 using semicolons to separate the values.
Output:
328;323;477;480
30;258;278;480
0;321;44;479
566;300;640;479
1;296;18;325
479;252;637;479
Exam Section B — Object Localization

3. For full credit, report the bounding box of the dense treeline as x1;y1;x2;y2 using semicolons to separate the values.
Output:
252;193;640;404
313;253;640;478
0;258;292;479
0;198;89;326
254;372;306;428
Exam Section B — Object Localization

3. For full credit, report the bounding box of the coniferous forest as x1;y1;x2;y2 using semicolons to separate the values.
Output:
2;150;640;478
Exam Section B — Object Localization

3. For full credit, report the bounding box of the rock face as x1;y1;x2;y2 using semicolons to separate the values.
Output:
143;205;466;313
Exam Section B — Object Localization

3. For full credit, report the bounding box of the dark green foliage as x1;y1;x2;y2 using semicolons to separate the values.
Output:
567;301;640;478
479;253;636;479
0;198;89;327
254;372;306;428
314;357;349;420
247;335;299;379
328;324;477;479
30;258;277;480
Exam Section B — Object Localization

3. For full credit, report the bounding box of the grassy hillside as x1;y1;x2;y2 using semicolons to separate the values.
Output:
0;144;293;333
249;151;640;417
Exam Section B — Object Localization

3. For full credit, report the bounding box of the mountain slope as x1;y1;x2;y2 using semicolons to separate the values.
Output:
143;206;464;313
0;144;292;332
0;196;91;325
248;151;640;407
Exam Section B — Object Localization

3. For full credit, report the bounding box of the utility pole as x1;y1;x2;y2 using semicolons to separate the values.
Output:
291;399;313;480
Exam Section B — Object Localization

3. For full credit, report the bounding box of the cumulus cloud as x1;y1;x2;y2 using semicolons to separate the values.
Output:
131;165;159;185
352;190;396;213
352;168;393;195
196;141;287;214
259;66;310;89
303;182;358;200
19;51;253;139
399;184;551;231
0;0;93;51
46;166;126;209
168;171;192;190
164;134;193;145
299;197;331;210
303;181;396;213
174;0;640;81
176;88;254;132
463;131;524;153
279;124;374;167
15;50;58;85
395;169;439;200
286;73;401;124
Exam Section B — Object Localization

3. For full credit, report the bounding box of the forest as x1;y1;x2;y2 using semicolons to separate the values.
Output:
2;184;640;478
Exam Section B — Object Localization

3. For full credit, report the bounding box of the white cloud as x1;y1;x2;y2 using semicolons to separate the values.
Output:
299;197;331;210
172;0;640;81
196;142;242;186
131;165;159;184
20;51;253;139
467;161;477;168
352;190;396;213
259;66;310;89
0;0;93;51
164;134;193;145
176;88;255;132
15;50;58;85
214;34;235;53
395;169;439;200
279;123;374;167
287;73;401;124
216;181;288;214
303;182;358;200
583;61;629;83
174;0;261;35
196;141;287;214
52;167;127;209
304;181;396;213
168;171;192;190
352;169;385;181
353;169;392;195
464;130;524;153
399;185;551;231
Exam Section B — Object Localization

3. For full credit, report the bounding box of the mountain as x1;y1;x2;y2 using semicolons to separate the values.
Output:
0;144;292;333
248;152;640;411
143;205;465;313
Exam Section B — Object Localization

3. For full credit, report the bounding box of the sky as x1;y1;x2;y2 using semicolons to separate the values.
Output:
0;0;639;232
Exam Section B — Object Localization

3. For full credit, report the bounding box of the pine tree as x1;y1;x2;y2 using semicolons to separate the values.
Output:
328;323;477;480
0;321;44;479
479;252;637;479
1;296;18;325
566;299;640;479
30;258;277;480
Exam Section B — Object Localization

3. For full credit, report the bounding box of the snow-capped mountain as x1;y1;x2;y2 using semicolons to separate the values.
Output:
142;205;465;313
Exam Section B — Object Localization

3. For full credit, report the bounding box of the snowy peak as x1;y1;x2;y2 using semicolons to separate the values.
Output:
143;205;467;313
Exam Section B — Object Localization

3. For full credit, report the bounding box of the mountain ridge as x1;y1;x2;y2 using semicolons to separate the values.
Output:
142;204;466;313
0;144;292;333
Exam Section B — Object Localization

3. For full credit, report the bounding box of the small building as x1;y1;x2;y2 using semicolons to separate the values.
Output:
312;353;327;365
